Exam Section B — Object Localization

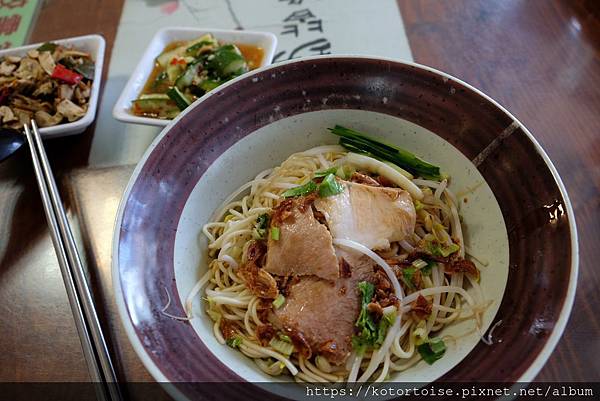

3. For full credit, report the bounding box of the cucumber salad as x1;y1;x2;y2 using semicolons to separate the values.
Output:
132;34;259;119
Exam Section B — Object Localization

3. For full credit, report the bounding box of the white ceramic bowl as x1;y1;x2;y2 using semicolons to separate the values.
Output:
0;34;105;138
112;27;277;127
113;56;577;400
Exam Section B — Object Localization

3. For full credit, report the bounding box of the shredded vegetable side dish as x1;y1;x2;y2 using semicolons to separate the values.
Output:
132;33;264;119
0;42;94;129
188;126;488;383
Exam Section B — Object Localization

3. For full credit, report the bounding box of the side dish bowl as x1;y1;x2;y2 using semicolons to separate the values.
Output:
0;34;105;138
113;56;577;400
112;27;277;127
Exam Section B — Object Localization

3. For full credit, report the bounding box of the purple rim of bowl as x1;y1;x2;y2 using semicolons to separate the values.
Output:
112;56;578;399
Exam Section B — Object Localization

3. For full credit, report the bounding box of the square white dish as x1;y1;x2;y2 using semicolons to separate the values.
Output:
112;27;277;127
0;34;105;138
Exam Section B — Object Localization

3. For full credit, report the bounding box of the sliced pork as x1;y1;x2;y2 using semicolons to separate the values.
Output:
270;249;375;364
264;196;339;281
258;182;416;364
314;181;416;250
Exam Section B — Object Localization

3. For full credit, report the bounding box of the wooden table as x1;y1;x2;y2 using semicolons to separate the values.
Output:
1;0;598;394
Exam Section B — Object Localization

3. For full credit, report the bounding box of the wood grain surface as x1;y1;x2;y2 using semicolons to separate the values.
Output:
0;0;130;383
0;0;597;392
397;0;599;381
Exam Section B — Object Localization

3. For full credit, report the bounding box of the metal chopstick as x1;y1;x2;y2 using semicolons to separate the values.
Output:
23;120;123;401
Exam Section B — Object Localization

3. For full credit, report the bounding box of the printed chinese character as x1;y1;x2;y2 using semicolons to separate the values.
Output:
0;0;28;9
281;24;299;37
273;38;332;62
284;8;315;23
0;14;21;35
307;19;323;33
281;8;323;36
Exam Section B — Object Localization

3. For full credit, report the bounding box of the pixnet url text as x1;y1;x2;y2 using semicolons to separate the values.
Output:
305;385;594;399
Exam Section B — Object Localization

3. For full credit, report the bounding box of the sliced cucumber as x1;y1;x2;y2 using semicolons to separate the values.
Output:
220;44;242;55
166;62;185;82
199;79;221;92
175;61;200;90
151;71;169;89
157;49;182;69
223;58;247;77
207;44;248;78
138;93;170;100
156;34;217;67
132;97;180;118
186;36;218;57
167;86;192;110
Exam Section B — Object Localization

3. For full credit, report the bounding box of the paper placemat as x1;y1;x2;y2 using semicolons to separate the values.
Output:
0;0;39;48
89;0;413;167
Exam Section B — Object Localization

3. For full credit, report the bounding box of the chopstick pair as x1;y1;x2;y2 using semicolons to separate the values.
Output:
23;120;123;401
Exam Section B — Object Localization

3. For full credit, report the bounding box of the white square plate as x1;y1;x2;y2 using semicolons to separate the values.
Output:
112;27;277;127
0;34;105;138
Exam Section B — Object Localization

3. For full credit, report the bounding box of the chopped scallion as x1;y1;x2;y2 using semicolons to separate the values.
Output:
270;227;280;241
412;259;428;269
314;167;338;178
272;294;285;308
402;267;417;290
414;199;425;211
281;180;317;198
429;338;446;354
440;243;460;257
226;336;242;348
255;214;270;238
318;173;345;197
376;310;396;345
206;309;221;321
421;260;435;276
425;239;460;258
269;337;295;356
417;338;446;365
412;321;428;346
335;165;355;180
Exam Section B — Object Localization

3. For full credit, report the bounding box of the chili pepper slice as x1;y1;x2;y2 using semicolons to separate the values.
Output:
51;64;83;85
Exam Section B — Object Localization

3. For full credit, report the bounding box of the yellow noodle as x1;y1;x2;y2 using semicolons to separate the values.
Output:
195;146;483;382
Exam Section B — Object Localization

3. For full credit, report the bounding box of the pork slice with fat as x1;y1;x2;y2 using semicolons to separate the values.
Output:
270;250;375;364
264;196;339;281
314;181;416;250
